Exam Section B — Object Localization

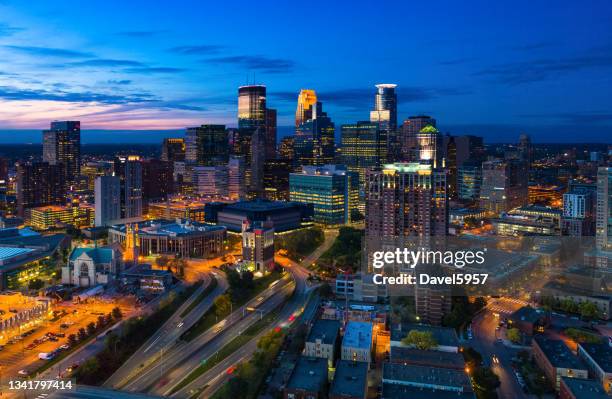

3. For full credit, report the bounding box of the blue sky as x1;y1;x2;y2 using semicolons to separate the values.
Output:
0;0;611;142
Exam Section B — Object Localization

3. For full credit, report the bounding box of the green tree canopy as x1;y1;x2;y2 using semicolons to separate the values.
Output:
401;330;438;350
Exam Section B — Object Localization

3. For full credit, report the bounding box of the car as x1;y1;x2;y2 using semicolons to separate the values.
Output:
492;355;500;364
49;337;59;342
18;370;29;376
59;344;70;350
55;333;66;338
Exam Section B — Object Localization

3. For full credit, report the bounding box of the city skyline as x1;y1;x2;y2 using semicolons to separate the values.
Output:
0;1;611;142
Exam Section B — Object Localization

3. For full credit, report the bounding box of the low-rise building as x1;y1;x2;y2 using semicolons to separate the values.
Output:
61;247;120;287
304;318;340;368
382;363;473;395
390;323;460;353
533;336;588;390
389;347;465;370
507;306;550;336
341;321;373;364
29;204;94;230
122;264;173;292
147;198;207;222
212;199;313;232
560;377;609;399
330;360;368;399
577;343;612;392
284;356;328;399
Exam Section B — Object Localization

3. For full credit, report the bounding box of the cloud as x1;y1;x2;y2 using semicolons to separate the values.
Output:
123;66;187;74
65;59;145;68
107;79;132;85
117;30;168;38
477;48;612;84
0;85;154;104
0;22;23;37
170;45;225;55
206;55;294;73
3;45;94;58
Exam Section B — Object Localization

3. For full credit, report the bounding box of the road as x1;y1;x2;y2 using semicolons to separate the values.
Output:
178;231;337;398
115;275;295;394
105;271;226;388
46;385;164;398
470;298;530;399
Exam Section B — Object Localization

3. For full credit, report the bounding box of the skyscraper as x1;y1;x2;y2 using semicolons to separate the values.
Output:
228;156;246;201
479;159;528;215
295;89;317;128
457;160;482;201
185;124;229;166
264;159;291;201
279;136;296;162
454;135;485;167
400;116;436;162
265;108;277;159
161;138;186;162
193;166;229;199
340;121;387;184
366;163;448;239
42;120;81;185
295;102;335;166
94;175;120;227
596;167;611;250
238;85;267;130
250;127;266;198
16;162;65;217
114;156;143;219
370;84;398;161
141;159;174;201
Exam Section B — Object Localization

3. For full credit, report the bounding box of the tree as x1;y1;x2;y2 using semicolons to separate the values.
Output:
463;347;483;370
401;330;438;350
506;328;521;343
68;334;77;346
96;315;107;330
112;307;123;320
156;255;169;268
472;367;500;399
225;376;249;399
78;327;88;341
86;322;96;336
579;301;600;320
214;294;232;319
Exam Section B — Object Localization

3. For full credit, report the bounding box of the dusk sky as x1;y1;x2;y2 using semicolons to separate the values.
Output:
0;0;611;142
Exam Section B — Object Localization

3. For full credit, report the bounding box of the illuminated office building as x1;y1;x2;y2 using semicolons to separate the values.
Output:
370;84;398;160
295;101;335;166
42;120;81;185
264;159;291;201
400;116;436;162
238;85;267;130
290;165;358;226
279;136;296;162
193;165;229;199
142;160;174;201
29;204;94;230
161;138;186;162
185;124;228;166
95;175;120;227
457;161;482;201
265;108;277;159
295;89;318;128
340;121;387;184
228;156;246;201
16;162;65;217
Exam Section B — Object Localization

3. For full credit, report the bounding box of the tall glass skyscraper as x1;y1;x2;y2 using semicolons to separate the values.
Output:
238;85;267;130
340;121;387;185
370;84;397;131
185;124;228;166
42;120;81;184
295;89;317;128
295;102;335;166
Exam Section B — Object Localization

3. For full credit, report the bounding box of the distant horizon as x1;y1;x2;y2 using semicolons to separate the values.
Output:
0;126;609;145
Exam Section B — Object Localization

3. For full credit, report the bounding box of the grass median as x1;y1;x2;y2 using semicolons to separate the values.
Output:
180;277;218;318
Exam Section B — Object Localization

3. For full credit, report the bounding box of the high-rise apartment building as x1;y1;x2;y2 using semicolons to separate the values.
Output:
596;167;612;250
562;190;595;236
263;159;291;201
340;121;387;184
16;162;65;217
42;120;81;184
479;159;528;215
114;156;143;219
95;175;120;226
366;163;448;239
185;124;228;166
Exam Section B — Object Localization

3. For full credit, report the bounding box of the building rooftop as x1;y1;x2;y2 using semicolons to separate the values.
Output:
70;247;114;264
223;199;303;212
390;347;465;369
382;383;476;399
330;360;368;398
579;343;612;372
509;306;546;324
534;336;586;370
382;363;470;390
111;219;225;237
561;378;608;399
285;356;328;393
391;323;459;348
0;247;35;262
342;321;372;350
307;319;340;346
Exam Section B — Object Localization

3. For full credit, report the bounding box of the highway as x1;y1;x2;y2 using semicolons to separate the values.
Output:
105;271;226;388
46;385;164;398
115;274;295;394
